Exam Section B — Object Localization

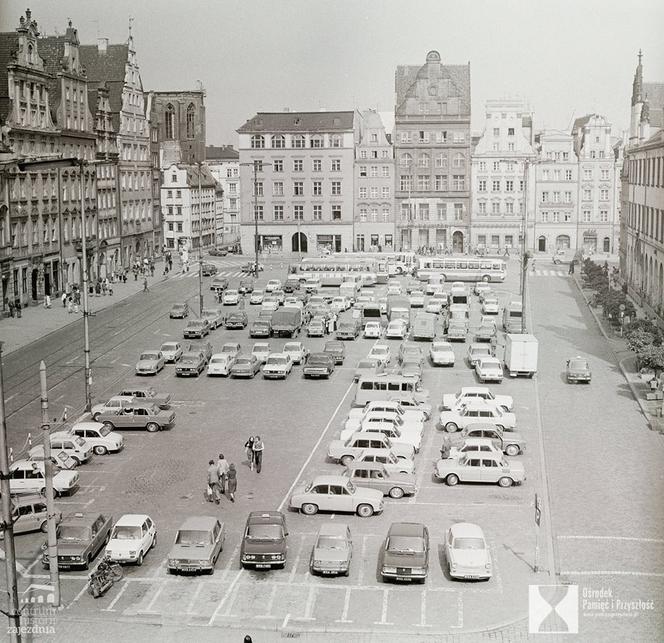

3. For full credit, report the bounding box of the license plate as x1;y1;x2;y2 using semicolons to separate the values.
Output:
321;570;335;575
255;563;270;569
396;576;411;581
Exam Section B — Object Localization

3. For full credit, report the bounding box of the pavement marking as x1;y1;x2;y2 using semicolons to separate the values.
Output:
293;585;317;621
450;591;464;628
21;555;43;577
404;501;525;508
222;542;242;574
373;588;394;626
416;588;431;628
560;570;664;577
281;613;291;629
288;534;307;583
358;535;368;586
335;587;353;623
277;378;355;512
557;535;664;544
102;579;129;611
206;568;243;626
137;583;165;614
185;581;204;616
255;584;279;619
5;393;17;402
66;581;90;609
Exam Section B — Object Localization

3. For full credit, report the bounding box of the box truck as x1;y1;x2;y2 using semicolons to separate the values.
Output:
412;312;437;341
504;334;538;377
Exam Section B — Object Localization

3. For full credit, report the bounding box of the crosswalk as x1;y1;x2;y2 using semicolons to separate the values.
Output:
531;269;568;277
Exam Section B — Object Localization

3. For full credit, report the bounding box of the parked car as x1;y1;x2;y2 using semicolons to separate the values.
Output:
429;341;455;366
386;319;409;339
208;247;228;257
176;351;206;377
437;400;516;433
41;512;112;570
327;432;414;467
238;278;254;294
409;290;426;308
303;353;335;378
354;358;385;382
441;387;513;413
467;343;492;368
251;342;272;364
69;422;124;455
32;431;94;465
265;279;282;293
446;319;467;342
282;341;309;365
220;342;241;359
210;276;229;293
343;462;416;498
160;341;183;363
250;319;272;338
183;319;210;339
445;522;492;580
201;307;224;330
105;514;157;565
323;340;346;365
187;341;214;363
399;342;424;365
475;357;504;383
225;311;248;329
434;453;525;487
289;475;384;517
400;360;422;381
380;522;429;583
207;353;235;377
364;321;383;339
566;356;592;383
135;350;165;376
1;495;61;538
331;296;351;313
482;297;500;315
261;296;279;313
447;437;504;460
354;448;415;475
169;302;189;319
222;289;240;305
97;403;176;432
340;412;423;452
116;387;172;409
449;423;526;456
310;523;352;576
367;344;391;366
250;289;265;305
240;511;287;570
91;396;134;421
475;323;496;342
230;354;262;378
336;319;361;340
201;263;218;277
307;317;326;337
168;516;225;574
474;282;492;297
9;460;79;496
262;353;293;379
346;400;428;426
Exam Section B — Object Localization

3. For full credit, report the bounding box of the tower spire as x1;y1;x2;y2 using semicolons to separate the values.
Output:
631;50;643;106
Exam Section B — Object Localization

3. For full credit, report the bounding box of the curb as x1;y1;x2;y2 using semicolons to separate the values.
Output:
571;273;654;430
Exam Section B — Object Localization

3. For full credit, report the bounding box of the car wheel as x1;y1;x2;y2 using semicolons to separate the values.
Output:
388;487;405;499
498;476;513;488
103;421;115;430
93;413;101;421
340;455;354;467
445;474;459;486
137;551;144;566
146;422;159;433
301;503;318;516
444;422;458;433
505;444;519;456
40;521;48;533
356;503;374;518
94;446;108;456
152;534;157;548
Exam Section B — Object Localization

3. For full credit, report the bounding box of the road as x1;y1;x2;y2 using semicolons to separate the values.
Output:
0;254;661;642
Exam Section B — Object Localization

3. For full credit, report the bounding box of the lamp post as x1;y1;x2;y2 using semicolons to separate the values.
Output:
240;161;270;278
197;161;204;316
78;159;93;412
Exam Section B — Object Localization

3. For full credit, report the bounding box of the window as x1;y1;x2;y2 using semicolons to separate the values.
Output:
382;207;390;221
359;165;367;177
312;159;322;172
370;187;378;199
331;159;341;172
583;188;592;200
310;134;323;148
541;211;549;222
382;186;390;198
330;134;342;148
313;181;322;196
293;159;303;172
453;153;465;168
294;205;303;220
493;128;500;137
359;187;368;199
435;175;448;191
508;127;515;136
254;205;263;220
453;175;465;191
564;191;572;203
492;180;500;192
371;207;379;222
541;191;549;203
505;201;514;214
293;181;304;196
313;205;322;221
332;206;342;221
553;192;560;203
273;205;284;220
552;212;559;223
599;209;608;222
331;181;342;196
565;169;573;181
582;209;591;222
186;104;195;138
359;208;367;222
507;143;514;151
478;202;486;215
381;166;389;177
600;189;609;201
254;182;263;197
435;154;447;169
271;134;285;149
493;161;501;172
492;201;501;215
505;180;514;192
292;135;305;148
253;160;264;173
251;135;265;149
584;169;592;180
454;204;464;221
400;175;412;191
417;175;430;190
273;181;283;197
478;179;487;192
370;166;378;177
437;203;447;220
165;104;175;139
418;154;429;168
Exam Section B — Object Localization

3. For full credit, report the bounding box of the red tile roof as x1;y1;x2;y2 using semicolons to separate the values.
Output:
237;111;354;134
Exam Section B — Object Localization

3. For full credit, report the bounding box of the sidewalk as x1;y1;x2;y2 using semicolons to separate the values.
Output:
572;272;664;434
0;267;174;356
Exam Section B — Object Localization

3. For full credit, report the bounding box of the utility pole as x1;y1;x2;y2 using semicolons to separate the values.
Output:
198;162;204;316
79;159;93;412
521;159;529;333
0;342;22;641
39;361;60;606
253;161;260;279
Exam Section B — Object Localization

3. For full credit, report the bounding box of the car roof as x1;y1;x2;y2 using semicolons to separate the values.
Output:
464;422;502;432
459;386;490;394
317;522;350;538
459;437;497;446
449;522;485;538
71;421;105;431
62;512;105;526
267;352;288;358
347;461;385;471
461;400;497;410
247;511;285;524
477;357;500;365
177;516;221;531
387;522;426;536
310;475;351;485
114;514;150;526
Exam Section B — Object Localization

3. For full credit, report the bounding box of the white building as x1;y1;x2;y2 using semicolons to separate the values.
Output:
206;145;240;247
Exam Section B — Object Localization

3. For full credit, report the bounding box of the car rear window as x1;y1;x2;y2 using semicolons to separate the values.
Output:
175;530;211;545
247;525;282;540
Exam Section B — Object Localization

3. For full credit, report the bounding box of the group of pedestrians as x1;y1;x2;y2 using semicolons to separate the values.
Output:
206;453;238;504
244;435;265;473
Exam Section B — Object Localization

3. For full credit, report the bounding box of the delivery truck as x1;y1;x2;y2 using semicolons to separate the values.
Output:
412;312;437;341
270;308;303;337
504;333;538;378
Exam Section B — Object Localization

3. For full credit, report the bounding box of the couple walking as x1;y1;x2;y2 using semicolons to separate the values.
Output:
206;453;238;504
244;435;265;473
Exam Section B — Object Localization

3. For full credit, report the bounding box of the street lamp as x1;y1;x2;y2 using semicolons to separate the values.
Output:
196;161;204;316
240;160;271;278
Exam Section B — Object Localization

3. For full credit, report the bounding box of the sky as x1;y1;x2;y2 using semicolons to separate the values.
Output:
1;0;663;146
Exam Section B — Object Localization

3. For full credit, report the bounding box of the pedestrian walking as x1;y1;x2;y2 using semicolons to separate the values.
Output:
67;297;73;313
217;453;230;494
143;277;149;293
61;292;67;307
150;264;155;277
332;312;338;332
227;463;237;502
44;294;51;309
8;300;15;317
244;436;255;470
252;436;264;473
15;300;21;318
568;260;576;275
206;459;221;504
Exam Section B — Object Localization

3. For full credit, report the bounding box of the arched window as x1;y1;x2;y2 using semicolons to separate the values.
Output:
271;135;285;149
186;104;195;138
251;135;265;149
453;153;465;168
165;104;175;140
400;153;413;168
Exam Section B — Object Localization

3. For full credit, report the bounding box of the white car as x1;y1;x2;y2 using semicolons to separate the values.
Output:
284;297;304;310
207;353;235;376
474;282;492;297
367;344;391;366
262;353;293;379
265;279;282;293
250;289;265;305
135;350;165;376
345;401;428;428
283;341;309;365
160;341;183;363
105;514;157;566
426;296;447;314
387;282;403;295
69;421;124;455
91;396;134;421
386;319;408;339
437;400;516;433
475;357;504;383
409;290;425;308
482;297;500;315
441;387;513;413
9;460;79;496
429;341;455;366
355;448;416;475
445;522;492;580
340;411;423;451
363;321;382;339
220;342;241;358
251;342;272;364
467;343;492;368
331;296;351;313
222;289;240;305
261;296;279;312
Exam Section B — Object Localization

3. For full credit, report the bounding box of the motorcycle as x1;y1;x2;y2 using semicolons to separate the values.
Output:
88;555;123;598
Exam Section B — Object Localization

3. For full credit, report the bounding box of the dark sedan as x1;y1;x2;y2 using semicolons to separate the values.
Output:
380;522;429;583
323;340;346;365
176;351;207;377
225;311;248;329
183;319;210;339
170;303;189;319
230;354;262;378
303;353;335;378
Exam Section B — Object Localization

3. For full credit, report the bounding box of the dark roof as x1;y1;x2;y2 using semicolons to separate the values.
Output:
206;145;239;160
571;114;592;134
38;35;66;118
644;82;664;130
79;43;127;119
0;32;19;123
237;111;354;134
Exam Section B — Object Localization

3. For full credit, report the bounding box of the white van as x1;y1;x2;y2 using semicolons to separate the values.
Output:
340;280;360;302
354;374;430;407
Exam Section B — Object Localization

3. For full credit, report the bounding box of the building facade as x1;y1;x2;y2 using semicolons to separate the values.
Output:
621;52;664;313
237;111;355;255
353;109;395;251
394;50;471;253
470;98;535;253
205;145;240;247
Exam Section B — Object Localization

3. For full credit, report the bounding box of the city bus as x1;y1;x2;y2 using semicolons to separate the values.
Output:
353;251;417;277
416;256;507;283
294;257;378;287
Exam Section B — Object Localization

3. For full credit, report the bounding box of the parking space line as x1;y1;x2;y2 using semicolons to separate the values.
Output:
373;588;393;626
21;555;43;577
416;588;431;627
293;585;317;622
150;557;168;578
450;591;464;628
335;587;353;623
65;581;89;609
102;579;128;611
137;584;164;614
185;581;204;615
255;584;279;619
207;569;243;626
222;542;241;574
358;535;368;586
560;570;664;577
288;534;307;583
557;535;664;544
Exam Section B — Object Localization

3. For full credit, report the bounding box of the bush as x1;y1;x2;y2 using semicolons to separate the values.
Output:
636;344;664;371
625;328;657;354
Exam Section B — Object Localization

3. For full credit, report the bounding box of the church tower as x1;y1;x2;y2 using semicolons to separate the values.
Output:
629;50;644;146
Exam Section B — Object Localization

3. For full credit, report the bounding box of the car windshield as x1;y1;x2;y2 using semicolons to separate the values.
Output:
247;524;282;540
235;357;251;365
569;359;588;369
172;304;185;310
316;536;348;550
181;355;199;363
283;344;298;351
386;535;423;554
253;290;264;296
253;321;269;328
140;352;159;360
210;356;229;364
161;343;177;351
189;321;204;328
175;529;211;546
112;526;141;540
453;537;486;550
267;357;287;365
99;426;111;437
58;525;91;541
308;355;328;364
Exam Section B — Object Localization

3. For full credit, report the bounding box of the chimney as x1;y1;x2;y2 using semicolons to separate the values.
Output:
283;107;290;112
97;37;108;53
